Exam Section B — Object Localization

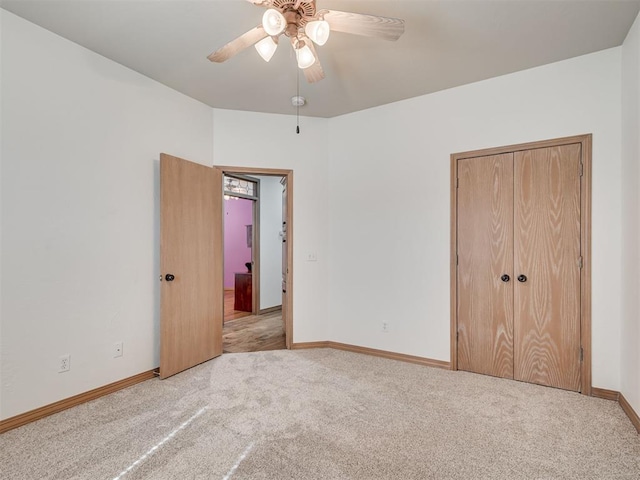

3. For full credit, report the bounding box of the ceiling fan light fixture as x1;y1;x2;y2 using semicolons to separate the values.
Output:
305;20;330;46
296;44;316;69
255;36;278;62
262;9;286;36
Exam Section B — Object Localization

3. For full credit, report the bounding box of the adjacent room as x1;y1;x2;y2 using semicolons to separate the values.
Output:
222;173;286;353
1;1;640;478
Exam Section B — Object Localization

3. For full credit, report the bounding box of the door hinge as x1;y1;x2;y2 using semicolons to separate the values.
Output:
457;331;459;342
580;347;584;362
456;254;459;266
579;163;584;177
456;177;459;188
578;256;583;269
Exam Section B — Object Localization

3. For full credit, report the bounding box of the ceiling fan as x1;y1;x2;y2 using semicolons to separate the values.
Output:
207;0;405;83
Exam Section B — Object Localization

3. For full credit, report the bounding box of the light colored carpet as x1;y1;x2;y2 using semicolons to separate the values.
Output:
1;349;639;479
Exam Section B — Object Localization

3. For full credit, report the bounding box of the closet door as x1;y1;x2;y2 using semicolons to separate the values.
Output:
513;145;582;391
457;153;514;379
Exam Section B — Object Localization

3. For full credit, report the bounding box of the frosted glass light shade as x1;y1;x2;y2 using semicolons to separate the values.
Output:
296;44;316;69
305;20;330;46
255;37;278;62
262;9;286;36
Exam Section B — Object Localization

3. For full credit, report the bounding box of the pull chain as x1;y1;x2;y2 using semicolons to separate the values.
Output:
296;68;300;134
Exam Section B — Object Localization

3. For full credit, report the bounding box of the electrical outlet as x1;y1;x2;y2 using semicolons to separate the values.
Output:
113;342;123;358
306;252;318;262
382;322;390;333
59;354;71;373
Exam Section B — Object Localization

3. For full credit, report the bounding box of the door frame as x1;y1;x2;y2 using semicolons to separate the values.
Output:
216;165;294;349
450;134;592;395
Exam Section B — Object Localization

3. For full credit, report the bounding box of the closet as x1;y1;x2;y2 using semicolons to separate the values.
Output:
450;135;591;393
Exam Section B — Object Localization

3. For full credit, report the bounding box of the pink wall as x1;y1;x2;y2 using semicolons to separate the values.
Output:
224;197;253;288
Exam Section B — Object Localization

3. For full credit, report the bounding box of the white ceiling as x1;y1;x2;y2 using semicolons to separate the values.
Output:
2;0;639;117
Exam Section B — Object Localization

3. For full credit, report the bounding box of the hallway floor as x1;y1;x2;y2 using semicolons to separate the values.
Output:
223;290;285;353
223;309;285;353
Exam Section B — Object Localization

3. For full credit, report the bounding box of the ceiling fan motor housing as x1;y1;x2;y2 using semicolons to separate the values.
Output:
272;0;316;24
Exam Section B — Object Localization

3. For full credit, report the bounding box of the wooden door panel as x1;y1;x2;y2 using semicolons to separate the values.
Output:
513;145;581;391
160;154;223;379
457;153;514;379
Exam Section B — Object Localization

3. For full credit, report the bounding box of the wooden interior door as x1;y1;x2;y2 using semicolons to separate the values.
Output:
457;153;515;379
513;145;582;390
160;154;223;379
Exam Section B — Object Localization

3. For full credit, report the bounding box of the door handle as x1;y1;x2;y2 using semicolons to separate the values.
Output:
517;274;527;283
501;274;510;283
165;274;175;282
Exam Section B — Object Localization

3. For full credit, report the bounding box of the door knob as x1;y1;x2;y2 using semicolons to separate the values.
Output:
165;274;175;282
517;274;527;283
501;274;510;283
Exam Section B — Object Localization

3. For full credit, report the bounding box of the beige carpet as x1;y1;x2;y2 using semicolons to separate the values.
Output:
1;349;639;479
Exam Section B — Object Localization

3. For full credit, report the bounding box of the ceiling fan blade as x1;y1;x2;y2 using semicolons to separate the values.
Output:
303;41;325;83
324;10;405;41
207;26;268;63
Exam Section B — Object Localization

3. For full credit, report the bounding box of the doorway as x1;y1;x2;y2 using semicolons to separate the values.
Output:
218;166;293;352
159;155;293;379
222;173;288;353
450;134;592;395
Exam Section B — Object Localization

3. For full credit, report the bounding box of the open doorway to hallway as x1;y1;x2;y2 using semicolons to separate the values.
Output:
222;173;287;353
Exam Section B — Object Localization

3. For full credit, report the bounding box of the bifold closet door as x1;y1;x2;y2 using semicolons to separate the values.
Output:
513;145;581;391
457;153;514;379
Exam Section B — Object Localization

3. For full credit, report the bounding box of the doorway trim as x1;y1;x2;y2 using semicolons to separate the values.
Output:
216;165;294;349
449;134;592;395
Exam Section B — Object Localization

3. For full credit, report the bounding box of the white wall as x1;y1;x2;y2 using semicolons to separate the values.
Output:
328;48;623;390
213;109;329;343
0;11;213;419
256;175;283;310
621;12;640;416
